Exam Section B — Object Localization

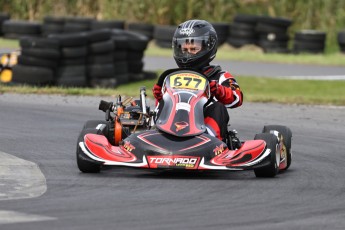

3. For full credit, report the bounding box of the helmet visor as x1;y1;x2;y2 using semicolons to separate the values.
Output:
173;36;211;63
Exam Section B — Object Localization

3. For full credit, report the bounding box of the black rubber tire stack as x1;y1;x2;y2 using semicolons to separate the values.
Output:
63;17;94;33
127;22;154;41
338;31;345;53
49;33;88;87
12;37;60;85
42;16;65;37
293;30;326;54
256;16;292;53
86;29;117;88
211;22;229;47
227;14;259;48
153;25;176;48
125;30;149;81
111;29;129;86
2;20;42;39
0;12;10;36
91;20;125;30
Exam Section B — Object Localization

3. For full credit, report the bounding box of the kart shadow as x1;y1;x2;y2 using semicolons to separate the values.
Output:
102;166;257;180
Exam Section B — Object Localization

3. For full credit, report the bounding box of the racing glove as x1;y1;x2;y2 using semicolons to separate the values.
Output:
209;80;234;104
152;84;163;101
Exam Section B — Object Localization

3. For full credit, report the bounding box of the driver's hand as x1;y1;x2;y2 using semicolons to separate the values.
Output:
210;80;222;97
152;84;163;101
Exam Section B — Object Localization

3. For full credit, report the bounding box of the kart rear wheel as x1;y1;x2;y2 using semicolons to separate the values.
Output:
263;125;292;170
76;128;102;173
254;133;279;178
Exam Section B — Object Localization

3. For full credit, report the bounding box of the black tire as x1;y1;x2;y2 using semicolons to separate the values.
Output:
295;30;326;42
88;64;115;79
41;24;64;36
91;20;124;30
262;125;292;170
43;16;65;25
61;46;88;58
256;22;288;34
76;128;102;173
56;75;87;87
88;53;114;64
127;22;154;40
115;73;129;85
48;33;88;47
254;133;279;178
128;60;144;73
20;37;60;49
2;20;41;34
18;55;58;70
88;40;114;54
259;16;293;28
234;14;260;25
127;51;144;61
154;25;176;41
114;61;128;74
113;50;127;61
21;47;60;60
86;29;112;43
259;32;289;42
12;64;54;85
338;31;345;45
59;57;86;66
82;120;110;140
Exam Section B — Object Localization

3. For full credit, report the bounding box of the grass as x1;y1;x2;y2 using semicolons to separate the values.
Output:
0;38;19;50
2;76;345;106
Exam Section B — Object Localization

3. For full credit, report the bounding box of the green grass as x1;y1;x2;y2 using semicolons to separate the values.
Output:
2;76;345;106
0;38;19;50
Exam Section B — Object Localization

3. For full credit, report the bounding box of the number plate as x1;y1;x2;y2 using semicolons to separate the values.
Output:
169;73;206;91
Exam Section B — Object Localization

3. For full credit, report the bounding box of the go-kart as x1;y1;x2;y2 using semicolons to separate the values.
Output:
76;69;292;177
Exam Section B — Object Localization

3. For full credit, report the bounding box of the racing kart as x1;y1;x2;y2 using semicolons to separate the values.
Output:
76;69;292;177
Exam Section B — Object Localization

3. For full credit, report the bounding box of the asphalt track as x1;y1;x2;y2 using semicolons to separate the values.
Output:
144;56;345;80
0;94;345;229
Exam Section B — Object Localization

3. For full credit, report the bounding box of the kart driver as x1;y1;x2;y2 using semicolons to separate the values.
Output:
152;19;243;141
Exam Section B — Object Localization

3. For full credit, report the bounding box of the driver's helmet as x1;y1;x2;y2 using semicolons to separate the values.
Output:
172;19;218;69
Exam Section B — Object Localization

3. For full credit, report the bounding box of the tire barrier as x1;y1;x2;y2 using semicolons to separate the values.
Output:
227;14;259;48
153;25;176;48
337;31;345;53
293;30;326;54
0;12;10;36
2;20;42;39
211;22;230;47
127;22;154;41
256;16;292;53
6;27;153;87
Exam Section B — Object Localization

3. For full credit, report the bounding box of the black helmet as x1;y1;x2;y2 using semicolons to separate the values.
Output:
172;20;218;69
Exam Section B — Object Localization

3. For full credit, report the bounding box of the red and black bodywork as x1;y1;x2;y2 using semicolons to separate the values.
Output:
77;70;292;177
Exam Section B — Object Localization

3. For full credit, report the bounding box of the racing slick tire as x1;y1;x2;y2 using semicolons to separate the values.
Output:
263;125;292;170
76;128;103;173
254;133;279;178
83;120;110;137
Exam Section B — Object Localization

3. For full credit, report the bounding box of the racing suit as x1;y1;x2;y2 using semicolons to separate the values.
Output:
202;65;243;141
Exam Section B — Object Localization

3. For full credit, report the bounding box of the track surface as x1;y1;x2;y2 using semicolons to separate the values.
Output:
0;94;345;229
144;56;345;79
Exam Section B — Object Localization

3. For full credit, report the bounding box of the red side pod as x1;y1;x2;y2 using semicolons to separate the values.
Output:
211;140;266;167
84;134;137;162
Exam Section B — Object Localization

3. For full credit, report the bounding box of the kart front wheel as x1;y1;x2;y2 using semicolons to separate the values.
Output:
263;125;292;170
76;128;102;173
254;133;279;178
